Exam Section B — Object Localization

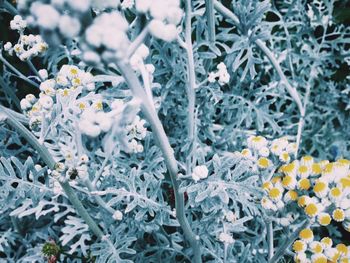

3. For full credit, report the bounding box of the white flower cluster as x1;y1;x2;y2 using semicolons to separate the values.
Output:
20;65;96;130
218;232;234;244
78;108;112;138
112;210;123;221
4;15;48;61
83;12;129;64
10;15;27;31
130;44;155;74
240;136;297;170
191;165;209;182
136;0;183;42
126;116;147;153
208;62;230;85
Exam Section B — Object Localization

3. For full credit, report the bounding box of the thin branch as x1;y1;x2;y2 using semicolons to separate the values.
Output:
126;25;149;58
0;55;39;88
205;0;216;43
115;60;201;263
267;221;274;260
184;0;197;176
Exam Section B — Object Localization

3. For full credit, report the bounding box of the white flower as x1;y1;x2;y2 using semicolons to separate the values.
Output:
247;136;268;150
225;211;237;223
192;165;209;182
208;72;217;83
259;147;270;157
111;99;125;110
79;108;113;137
79;154;89;164
59;16;81;38
83;51;101;65
113;210;123;221
121;0;134;9
218;232;234;244
135;0;151;13
38;69;48;80
4;42;12;51
10;15;27;31
39;95;54;110
39;79;56;92
20;98;32;111
25;94;36;103
149;20;177;42
31;3;61;30
67;0;91;12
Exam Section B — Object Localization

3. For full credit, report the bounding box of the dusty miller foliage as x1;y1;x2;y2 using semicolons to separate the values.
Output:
0;0;348;262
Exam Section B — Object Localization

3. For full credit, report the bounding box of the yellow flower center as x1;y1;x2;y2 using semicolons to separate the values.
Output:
311;242;323;254
305;203;318;217
332;209;345;222
298;196;308;207
313;256;327;263
79;102;86;110
318;214;331;226
241;149;251;156
271;176;282;184
324;163;334;173
262;181;272;191
336;244;348;255
299;228;313;240
70;68;78;75
292;240;305;252
330;187;342;198
298;165;308;174
72;78;81;86
268;188;281;200
287;190;298;201
340;177;350;188
282;163;295;174
258;157;270;169
312;163;322;174
94;101;103;110
282;176;293;187
314;181;327;193
298;178;311;190
320;237;332;247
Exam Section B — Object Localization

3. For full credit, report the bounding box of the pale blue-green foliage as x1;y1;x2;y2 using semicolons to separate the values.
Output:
0;0;349;262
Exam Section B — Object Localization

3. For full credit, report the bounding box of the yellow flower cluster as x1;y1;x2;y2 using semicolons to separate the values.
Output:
293;229;349;263
241;136;296;170
261;156;350;231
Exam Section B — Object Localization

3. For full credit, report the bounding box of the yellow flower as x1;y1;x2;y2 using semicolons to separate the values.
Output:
279;151;290;163
262;181;272;191
311;163;322;175
257;157;270;169
310;241;323;254
298;178;311;190
282;175;296;189
299;228;314;242
284;190;298;202
313;180;328;198
298;195;310;207
293;240;306;252
311;254;327;263
329;187;342;200
298;165;309;178
268;187;282;201
332;208;345;222
282;163;296;176
320;237;332;248
317;213;331;226
241;148;252;158
340;177;350;189
301;155;313;167
336;243;348;256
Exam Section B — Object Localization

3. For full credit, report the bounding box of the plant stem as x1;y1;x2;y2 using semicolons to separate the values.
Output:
115;60;201;263
269;219;309;263
26;60;42;80
0;55;39;88
205;0;216;43
2;1;18;15
126;25;149;58
0;105;106;240
267;221;274;260
184;0;197;175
